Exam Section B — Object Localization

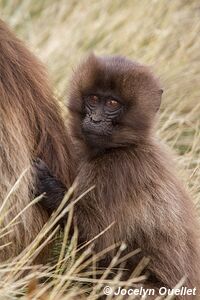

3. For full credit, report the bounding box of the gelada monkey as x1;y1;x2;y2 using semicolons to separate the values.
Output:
36;54;200;297
0;19;74;262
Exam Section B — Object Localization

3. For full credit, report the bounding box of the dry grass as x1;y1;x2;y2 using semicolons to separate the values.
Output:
0;0;200;299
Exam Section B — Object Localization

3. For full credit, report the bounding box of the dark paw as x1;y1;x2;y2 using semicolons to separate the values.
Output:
33;158;53;197
33;158;51;177
33;158;66;215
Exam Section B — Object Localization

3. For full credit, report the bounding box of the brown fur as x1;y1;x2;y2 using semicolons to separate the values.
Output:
67;54;200;298
0;19;74;261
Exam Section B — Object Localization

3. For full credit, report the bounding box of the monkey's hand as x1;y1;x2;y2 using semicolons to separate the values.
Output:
33;158;66;215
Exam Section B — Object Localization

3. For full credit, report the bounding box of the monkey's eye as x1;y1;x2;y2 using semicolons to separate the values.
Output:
87;95;99;106
106;99;121;110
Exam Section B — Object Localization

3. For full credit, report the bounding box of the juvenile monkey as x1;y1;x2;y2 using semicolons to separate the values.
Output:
36;54;200;296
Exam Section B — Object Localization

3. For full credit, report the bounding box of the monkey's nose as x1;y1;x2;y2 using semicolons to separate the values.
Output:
90;114;102;123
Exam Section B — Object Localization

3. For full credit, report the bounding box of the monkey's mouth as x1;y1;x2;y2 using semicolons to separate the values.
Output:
82;129;112;148
82;119;113;148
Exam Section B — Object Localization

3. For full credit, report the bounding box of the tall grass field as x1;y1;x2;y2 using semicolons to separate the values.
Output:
0;0;200;299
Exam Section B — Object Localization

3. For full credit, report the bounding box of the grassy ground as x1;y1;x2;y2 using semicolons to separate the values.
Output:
0;0;200;299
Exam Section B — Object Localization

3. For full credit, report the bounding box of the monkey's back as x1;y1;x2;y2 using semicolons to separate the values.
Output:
0;19;74;262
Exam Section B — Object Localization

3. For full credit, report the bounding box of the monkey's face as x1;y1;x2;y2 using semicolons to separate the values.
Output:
68;54;162;150
81;94;123;148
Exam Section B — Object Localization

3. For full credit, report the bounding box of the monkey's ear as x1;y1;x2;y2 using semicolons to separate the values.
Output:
155;89;163;112
85;52;98;64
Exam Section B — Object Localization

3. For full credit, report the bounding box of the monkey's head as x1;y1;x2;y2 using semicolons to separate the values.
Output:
68;54;163;151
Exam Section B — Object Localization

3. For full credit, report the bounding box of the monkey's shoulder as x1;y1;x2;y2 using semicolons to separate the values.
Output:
76;144;185;204
80;145;169;173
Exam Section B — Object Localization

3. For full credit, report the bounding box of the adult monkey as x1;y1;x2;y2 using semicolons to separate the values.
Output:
36;54;200;298
0;19;74;262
